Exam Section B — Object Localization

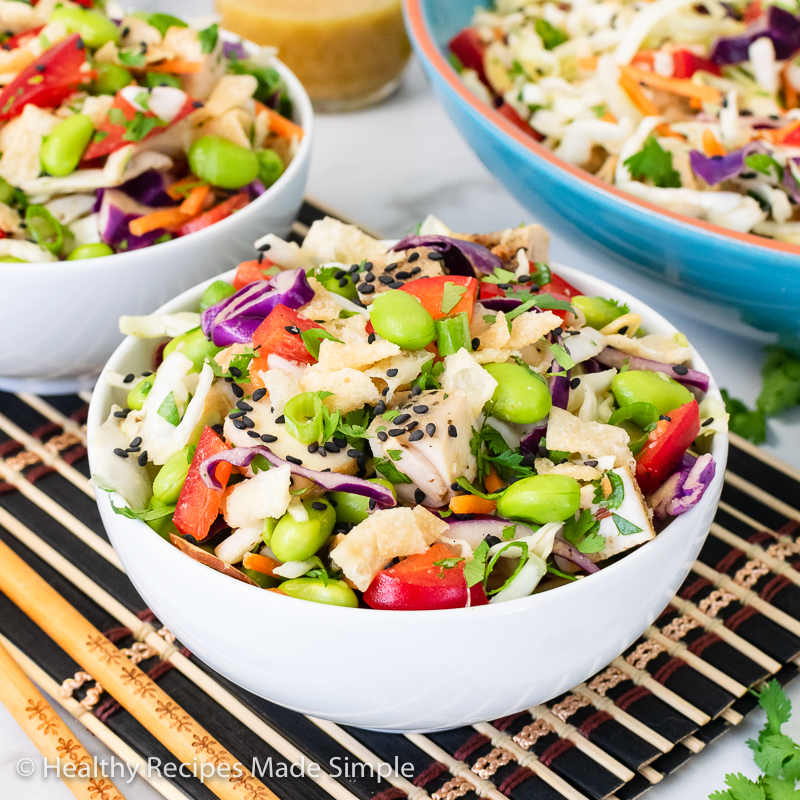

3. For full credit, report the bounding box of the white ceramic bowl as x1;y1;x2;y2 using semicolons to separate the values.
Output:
88;262;727;733
1;56;313;395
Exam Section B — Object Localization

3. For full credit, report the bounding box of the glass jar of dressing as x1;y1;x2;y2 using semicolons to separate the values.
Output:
215;0;412;111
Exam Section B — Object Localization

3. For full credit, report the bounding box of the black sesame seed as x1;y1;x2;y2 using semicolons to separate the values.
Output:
333;437;347;447
517;274;530;283
406;420;418;431
673;364;689;375
659;415;672;422
414;488;426;503
258;252;265;264
318;448;327;458
261;433;277;443
368;498;377;511
368;333;376;344
126;446;140;453
338;277;349;287
122;26;130;36
395;270;411;280
308;442;319;453
225;377;233;383
389;428;405;437
242;416;255;428
570;377;581;389
123;373;135;383
284;325;301;335
236;401;252;412
211;424;224;435
378;274;394;285
359;283;375;294
407;252;420;263
521;453;537;467
409;430;424;442
388;281;404;289
387;369;399;378
618;326;629;335
347;448;361;458
76;36;85;49
229;366;242;377
258;241;271;251
412;385;422;396
553;327;563;337
348;263;360;274
584;460;598;467
471;338;480;350
498;283;512;291
231;384;244;398
364;272;375;283
329;497;338;507
184;534;197;545
229;410;245;419
286;455;303;465
275;415;285;424
375;401;386;415
702;417;715;427
312;501;327;511
113;448;128;459
448;425;458;438
324;442;340;453
377;431;388;442
142;371;153;376
410;266;421;275
233;419;246;430
137;451;148;466
334;270;345;280
394;413;410;423
129;436;142;448
426;423;436;436
427;251;444;261
252;388;267;402
413;405;428;414
451;482;461;492
113;410;130;418
381;387;389;396
247;430;261;438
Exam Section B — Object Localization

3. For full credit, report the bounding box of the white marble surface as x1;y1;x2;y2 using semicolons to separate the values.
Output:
2;4;800;797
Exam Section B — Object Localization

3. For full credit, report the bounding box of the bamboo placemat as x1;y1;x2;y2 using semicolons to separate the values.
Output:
1;200;799;800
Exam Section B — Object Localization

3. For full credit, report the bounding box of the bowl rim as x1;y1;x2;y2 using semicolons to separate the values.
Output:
2;34;314;279
88;253;728;620
403;0;800;262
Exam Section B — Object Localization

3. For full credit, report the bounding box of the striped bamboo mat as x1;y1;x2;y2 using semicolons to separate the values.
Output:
1;201;799;800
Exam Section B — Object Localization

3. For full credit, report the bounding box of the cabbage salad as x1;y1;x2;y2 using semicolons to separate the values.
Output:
0;1;301;263
93;216;725;610
450;0;800;243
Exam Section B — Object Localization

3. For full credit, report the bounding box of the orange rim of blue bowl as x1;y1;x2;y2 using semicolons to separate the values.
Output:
405;0;800;260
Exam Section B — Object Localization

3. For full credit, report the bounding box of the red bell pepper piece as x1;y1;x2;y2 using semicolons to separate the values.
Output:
177;192;250;237
672;50;722;79
538;273;582;299
449;28;489;87
743;0;762;24
232;258;275;290
399;275;479;321
479;281;506;301
84;90;196;160
0;25;44;52
173;427;232;542
0;33;88;120
636;399;701;495
364;544;489;610
497;102;545;142
250;304;323;378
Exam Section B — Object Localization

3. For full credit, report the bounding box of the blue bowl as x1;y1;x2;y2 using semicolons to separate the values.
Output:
404;0;800;336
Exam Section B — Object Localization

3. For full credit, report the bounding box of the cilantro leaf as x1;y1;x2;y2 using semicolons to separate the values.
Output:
721;389;767;445
157;392;180;426
433;556;464;575
198;23;219;54
441;281;468;314
746;153;784;183
549;342;576;370
485;542;529;595
624;137;682;189
469;419;532;482
530;262;551;287
612;513;643;536
535;18;568;49
301;328;343;361
411;358;443;391
563;509;605;554
761;776;800;800
507;293;574;317
593;471;625;510
455;476;505;501
386;449;403;462
111;502;176;522
374;457;413;484
502;524;517;541
464;540;490;587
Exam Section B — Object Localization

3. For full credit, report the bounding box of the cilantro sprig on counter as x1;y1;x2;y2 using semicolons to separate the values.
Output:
710;680;800;799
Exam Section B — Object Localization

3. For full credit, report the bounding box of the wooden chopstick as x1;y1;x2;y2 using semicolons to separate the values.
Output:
0;537;277;800
0;637;127;800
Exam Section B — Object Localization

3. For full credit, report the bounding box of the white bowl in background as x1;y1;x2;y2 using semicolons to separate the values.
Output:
2;54;313;395
87;261;727;732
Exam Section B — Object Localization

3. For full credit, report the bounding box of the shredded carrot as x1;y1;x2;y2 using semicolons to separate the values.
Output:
266;108;304;141
449;494;497;515
242;552;281;577
768;118;800;143
484;466;504;495
147;59;202;74
129;208;191;237
631;50;655;69
576;56;598;71
702;129;726;157
784;63;798;110
601;111;618;123
166;175;205;201
621;65;722;105
619;70;660;116
179;184;211;216
655;122;685;139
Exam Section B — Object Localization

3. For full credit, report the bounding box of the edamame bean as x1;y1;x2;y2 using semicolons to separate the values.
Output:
41;114;95;177
279;577;359;607
370;290;436;350
0;256;25;263
611;370;693;416
127;377;153;411
496;474;581;525
152;445;195;504
188;136;259;190
256;149;284;188
50;7;120;49
91;63;133;95
199;279;236;311
0;176;14;205
483;362;552;424
67;243;114;260
163;327;222;374
331;480;396;525
271;498;336;563
571;296;626;330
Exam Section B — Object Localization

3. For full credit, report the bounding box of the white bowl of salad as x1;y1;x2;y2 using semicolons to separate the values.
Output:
0;3;312;393
87;215;727;732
